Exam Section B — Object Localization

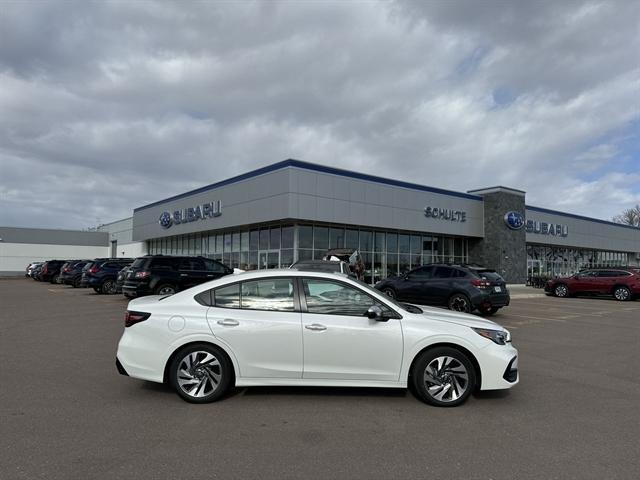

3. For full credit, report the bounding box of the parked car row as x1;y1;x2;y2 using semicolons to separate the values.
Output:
26;257;514;315
545;267;640;301
26;255;234;297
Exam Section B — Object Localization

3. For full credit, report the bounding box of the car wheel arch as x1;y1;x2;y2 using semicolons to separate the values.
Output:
407;342;482;391
163;340;237;386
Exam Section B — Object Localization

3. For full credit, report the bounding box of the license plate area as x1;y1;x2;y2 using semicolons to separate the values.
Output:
494;286;502;293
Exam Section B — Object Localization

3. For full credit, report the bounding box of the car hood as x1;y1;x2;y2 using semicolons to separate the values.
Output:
417;305;506;331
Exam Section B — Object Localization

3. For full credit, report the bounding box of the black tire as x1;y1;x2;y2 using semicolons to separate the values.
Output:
50;275;59;284
169;343;233;404
101;279;117;294
155;284;177;296
382;287;396;299
93;287;101;294
448;293;472;313
411;347;477;407
554;283;569;298
73;278;81;288
613;286;631;301
479;306;500;316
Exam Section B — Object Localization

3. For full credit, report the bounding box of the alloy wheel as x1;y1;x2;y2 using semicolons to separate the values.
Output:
555;284;568;297
449;295;470;312
102;280;116;294
176;351;222;399
383;288;396;299
423;356;469;403
157;285;176;295
614;287;630;301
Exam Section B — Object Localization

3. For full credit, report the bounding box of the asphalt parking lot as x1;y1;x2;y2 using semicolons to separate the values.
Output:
1;279;639;480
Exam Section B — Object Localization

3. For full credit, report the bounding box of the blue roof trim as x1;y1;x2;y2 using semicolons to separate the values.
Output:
134;158;483;212
526;205;640;231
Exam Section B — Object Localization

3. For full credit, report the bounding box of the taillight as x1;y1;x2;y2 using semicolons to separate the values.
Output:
124;311;151;328
89;265;99;274
471;278;491;288
134;270;150;279
42;266;48;274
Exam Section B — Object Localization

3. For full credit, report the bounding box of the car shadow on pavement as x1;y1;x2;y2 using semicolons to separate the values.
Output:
472;389;511;400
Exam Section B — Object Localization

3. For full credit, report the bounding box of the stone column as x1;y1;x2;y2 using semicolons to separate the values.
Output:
466;187;527;284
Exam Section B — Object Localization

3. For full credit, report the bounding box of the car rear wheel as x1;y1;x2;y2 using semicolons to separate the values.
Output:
613;286;631;301
101;279;117;294
155;284;177;295
479;306;500;316
382;287;396;299
50;275;59;284
554;284;569;297
169;344;232;403
411;347;476;407
73;278;81;288
448;293;471;313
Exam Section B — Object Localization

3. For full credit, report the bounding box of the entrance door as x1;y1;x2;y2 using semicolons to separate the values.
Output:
258;250;280;269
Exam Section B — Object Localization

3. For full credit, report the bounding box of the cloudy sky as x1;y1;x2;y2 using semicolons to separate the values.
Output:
1;0;638;229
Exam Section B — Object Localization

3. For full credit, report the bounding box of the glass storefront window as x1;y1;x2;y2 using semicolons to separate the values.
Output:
270;227;280;250
399;253;410;275
375;232;385;253
313;226;328;250
345;229;359;250
398;234;410;254
281;249;294;268
411;235;421;255
298;249;313;261
387;253;398;277
259;229;269;250
281;226;294;249
360;231;373;252
329;228;344;248
299;225;313;249
249;230;259;251
386;233;398;253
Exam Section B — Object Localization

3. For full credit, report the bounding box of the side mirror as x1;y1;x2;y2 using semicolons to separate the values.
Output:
366;305;386;321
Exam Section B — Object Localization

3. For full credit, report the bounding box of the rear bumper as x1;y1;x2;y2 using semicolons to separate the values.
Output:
122;283;152;298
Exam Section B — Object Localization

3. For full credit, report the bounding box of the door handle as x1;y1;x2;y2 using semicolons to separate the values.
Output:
206;274;214;277
305;323;327;331
217;319;239;326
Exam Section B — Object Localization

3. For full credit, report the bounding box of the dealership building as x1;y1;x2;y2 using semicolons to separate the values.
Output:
127;159;639;284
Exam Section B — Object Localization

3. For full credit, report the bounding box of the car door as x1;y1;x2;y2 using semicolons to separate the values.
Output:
206;277;303;378
299;277;403;381
422;266;454;305
178;258;208;289
594;270;620;294
400;266;435;303
571;270;597;293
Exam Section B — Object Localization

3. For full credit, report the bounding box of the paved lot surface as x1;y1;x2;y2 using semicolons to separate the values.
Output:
2;279;639;480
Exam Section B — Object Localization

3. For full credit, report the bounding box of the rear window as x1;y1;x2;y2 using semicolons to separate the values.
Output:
131;258;148;269
477;271;504;282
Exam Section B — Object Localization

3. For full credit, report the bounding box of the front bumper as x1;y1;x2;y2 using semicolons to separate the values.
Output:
477;341;519;390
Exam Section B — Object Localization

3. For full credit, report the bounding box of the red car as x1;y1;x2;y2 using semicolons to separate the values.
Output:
545;267;640;301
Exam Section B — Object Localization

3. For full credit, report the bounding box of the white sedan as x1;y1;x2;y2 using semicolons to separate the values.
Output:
116;269;518;407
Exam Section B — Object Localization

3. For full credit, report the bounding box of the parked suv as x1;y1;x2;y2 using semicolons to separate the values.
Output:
374;264;510;315
39;260;67;283
59;260;91;287
85;258;134;294
545;267;640;301
122;255;232;298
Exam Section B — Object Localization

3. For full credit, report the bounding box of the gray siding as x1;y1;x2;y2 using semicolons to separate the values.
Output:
0;227;108;246
525;208;640;253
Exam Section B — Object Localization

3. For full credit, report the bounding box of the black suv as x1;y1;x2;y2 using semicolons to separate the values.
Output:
122;255;232;298
39;260;67;283
85;258;134;294
374;264;510;315
59;260;91;287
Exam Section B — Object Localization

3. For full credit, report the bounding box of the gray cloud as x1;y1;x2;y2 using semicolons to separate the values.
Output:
1;0;638;229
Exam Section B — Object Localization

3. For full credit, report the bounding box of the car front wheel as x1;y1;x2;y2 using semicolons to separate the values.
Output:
554;284;569;297
613;286;631;301
169;344;233;403
101;279;117;294
411;347;476;407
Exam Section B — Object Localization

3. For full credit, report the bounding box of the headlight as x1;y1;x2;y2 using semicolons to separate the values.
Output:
472;327;510;345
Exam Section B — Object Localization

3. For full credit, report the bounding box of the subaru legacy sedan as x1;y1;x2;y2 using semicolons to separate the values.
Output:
116;270;518;407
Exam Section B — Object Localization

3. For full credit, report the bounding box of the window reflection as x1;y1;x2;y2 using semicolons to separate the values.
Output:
241;279;294;311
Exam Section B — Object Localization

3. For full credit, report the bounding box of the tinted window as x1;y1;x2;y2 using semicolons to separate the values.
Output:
478;271;503;282
451;269;468;278
432;267;452;279
204;259;226;273
408;266;434;279
214;284;240;309
179;258;206;271
150;257;176;270
241;279;295;311
303;279;379;316
597;270;630;277
131;258;148;269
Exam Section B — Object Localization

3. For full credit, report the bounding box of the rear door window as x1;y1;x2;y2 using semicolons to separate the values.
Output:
204;259;226;273
241;279;295;311
179;258;206;271
409;266;434;279
150;257;176;270
213;283;240;309
432;267;452;279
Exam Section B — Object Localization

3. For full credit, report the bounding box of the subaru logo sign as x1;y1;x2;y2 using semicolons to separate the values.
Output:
504;211;525;230
159;211;173;229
